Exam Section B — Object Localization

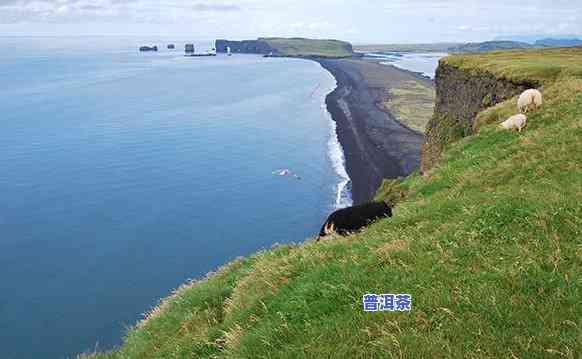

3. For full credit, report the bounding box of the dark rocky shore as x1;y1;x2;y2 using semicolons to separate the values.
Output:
316;59;429;204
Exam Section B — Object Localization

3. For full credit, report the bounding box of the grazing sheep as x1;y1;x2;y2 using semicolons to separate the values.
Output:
318;201;392;239
500;114;528;132
518;89;543;113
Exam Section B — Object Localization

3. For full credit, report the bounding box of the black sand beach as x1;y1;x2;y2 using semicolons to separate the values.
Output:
317;59;431;204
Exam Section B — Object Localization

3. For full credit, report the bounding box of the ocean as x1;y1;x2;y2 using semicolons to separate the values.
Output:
365;52;447;79
0;36;350;359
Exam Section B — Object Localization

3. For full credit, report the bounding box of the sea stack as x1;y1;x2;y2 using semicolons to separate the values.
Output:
139;46;158;52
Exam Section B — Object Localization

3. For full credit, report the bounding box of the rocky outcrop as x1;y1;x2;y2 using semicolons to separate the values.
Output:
139;46;158;52
215;39;276;55
421;62;540;172
215;38;354;58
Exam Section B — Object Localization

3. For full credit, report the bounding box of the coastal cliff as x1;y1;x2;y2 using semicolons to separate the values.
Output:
216;37;354;58
87;48;582;359
215;39;275;54
421;61;540;172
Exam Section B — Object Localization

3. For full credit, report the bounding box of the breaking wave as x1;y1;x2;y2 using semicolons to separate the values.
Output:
320;77;353;209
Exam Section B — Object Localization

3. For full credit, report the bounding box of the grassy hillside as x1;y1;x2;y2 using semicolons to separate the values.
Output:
261;37;354;58
356;41;582;55
448;41;534;53
441;47;582;84
86;49;582;358
384;80;435;132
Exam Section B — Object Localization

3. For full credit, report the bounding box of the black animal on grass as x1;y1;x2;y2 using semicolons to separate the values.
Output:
318;201;392;239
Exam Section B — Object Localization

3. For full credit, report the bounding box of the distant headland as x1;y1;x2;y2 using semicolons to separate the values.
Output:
215;37;355;58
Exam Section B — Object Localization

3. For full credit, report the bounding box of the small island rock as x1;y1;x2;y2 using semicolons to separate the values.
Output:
139;46;158;52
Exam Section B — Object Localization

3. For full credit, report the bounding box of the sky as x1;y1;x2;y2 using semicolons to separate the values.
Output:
0;0;581;43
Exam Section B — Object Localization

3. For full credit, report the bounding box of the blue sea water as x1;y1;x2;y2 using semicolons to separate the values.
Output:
0;37;350;359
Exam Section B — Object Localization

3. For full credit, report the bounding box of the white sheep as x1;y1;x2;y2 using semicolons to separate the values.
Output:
500;114;528;132
518;89;543;113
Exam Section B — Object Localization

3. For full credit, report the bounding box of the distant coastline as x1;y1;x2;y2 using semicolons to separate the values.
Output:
314;58;429;204
210;38;433;204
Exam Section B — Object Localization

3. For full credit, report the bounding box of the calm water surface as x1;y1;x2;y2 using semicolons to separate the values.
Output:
366;51;447;78
0;37;349;359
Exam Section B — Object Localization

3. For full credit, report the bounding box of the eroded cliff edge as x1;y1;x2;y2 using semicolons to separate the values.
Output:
421;62;540;172
216;38;354;58
216;39;275;54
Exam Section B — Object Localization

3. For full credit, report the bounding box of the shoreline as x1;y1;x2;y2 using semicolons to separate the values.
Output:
315;58;429;204
324;101;353;209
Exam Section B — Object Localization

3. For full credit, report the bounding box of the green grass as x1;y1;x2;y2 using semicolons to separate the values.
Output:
85;49;582;358
261;38;354;58
384;80;435;132
443;47;582;84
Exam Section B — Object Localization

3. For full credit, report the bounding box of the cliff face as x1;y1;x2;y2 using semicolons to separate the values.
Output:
215;38;354;58
421;62;539;172
215;39;277;54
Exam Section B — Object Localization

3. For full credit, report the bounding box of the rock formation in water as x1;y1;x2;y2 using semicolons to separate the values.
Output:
139;46;158;52
215;39;275;55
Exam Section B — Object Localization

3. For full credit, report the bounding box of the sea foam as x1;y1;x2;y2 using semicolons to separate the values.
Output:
320;76;353;209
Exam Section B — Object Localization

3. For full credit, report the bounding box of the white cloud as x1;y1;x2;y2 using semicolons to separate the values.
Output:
0;0;581;42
